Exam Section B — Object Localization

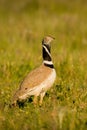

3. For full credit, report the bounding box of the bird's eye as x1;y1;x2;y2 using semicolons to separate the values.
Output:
25;88;28;90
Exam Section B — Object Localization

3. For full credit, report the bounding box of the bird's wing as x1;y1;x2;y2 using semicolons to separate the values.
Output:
17;64;52;93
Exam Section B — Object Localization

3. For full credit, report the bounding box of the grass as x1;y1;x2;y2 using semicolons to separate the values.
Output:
0;0;87;129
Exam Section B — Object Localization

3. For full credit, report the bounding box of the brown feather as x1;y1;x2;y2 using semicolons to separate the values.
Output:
13;64;53;101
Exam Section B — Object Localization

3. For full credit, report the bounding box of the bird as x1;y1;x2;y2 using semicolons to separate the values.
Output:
12;36;56;106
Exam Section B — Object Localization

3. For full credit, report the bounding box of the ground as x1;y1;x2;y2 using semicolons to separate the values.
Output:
0;0;87;130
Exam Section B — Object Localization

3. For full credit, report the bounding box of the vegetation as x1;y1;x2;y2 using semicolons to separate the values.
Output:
0;0;87;129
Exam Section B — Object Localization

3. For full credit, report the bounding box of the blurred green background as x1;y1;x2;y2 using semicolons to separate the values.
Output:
0;0;87;130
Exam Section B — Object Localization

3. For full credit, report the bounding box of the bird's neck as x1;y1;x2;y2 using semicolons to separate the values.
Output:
42;43;54;68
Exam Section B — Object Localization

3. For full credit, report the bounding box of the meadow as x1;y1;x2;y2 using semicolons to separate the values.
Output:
0;0;87;129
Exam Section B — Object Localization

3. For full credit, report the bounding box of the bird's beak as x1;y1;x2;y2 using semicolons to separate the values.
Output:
52;37;55;40
50;36;55;42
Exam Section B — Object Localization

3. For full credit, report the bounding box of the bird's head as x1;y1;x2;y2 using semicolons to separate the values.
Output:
42;35;55;45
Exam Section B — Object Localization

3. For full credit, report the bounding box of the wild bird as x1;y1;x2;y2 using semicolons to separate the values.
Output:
12;36;56;106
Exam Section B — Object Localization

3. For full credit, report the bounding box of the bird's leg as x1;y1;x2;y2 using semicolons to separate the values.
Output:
11;100;17;107
33;95;38;105
39;92;45;106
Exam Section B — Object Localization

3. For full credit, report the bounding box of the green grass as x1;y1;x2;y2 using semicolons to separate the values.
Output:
0;0;87;130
